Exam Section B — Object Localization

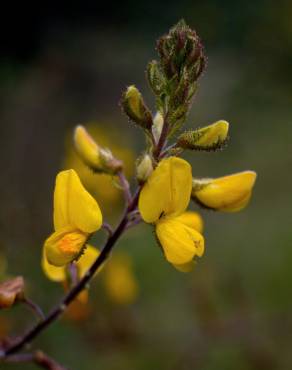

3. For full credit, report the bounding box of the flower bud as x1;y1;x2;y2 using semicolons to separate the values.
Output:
177;120;229;151
157;19;206;82
152;112;164;143
0;276;24;309
74;125;123;175
136;154;153;183
121;85;153;130
146;60;165;96
191;171;257;212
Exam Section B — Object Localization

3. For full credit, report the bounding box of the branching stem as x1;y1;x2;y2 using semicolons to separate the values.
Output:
22;298;46;322
1;189;141;359
0;112;169;363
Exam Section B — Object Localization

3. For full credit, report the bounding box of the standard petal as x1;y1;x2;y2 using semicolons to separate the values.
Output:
139;157;192;223
53;171;70;230
54;169;102;232
193;171;257;212
174;211;203;233
44;227;87;266
76;245;100;278
156;218;204;265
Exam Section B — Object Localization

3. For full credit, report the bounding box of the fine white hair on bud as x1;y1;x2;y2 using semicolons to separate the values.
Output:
136;154;153;183
152;112;164;143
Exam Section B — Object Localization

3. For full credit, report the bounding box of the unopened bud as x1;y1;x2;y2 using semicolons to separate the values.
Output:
0;276;25;309
121;85;153;130
177;120;229;151
152;112;164;143
74;125;123;175
157;19;206;81
146;60;165;96
136;154;153;183
191;171;257;212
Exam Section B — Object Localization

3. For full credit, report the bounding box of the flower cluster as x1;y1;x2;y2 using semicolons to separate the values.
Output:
42;20;257;289
40;19;258;317
0;20;258;367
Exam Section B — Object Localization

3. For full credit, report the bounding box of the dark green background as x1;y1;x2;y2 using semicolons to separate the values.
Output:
1;0;292;369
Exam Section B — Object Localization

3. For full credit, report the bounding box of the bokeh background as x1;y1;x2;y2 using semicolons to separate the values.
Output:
1;1;292;369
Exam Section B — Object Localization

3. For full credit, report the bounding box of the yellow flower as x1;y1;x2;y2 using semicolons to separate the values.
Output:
42;245;100;283
44;169;102;266
192;171;257;212
139;157;204;271
74;126;123;174
64;123;135;212
103;253;139;305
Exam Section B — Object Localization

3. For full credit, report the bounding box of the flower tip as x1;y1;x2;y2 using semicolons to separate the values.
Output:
236;170;257;189
126;85;137;94
216;120;229;138
192;170;257;212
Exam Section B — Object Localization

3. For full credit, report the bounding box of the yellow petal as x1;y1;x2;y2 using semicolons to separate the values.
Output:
44;227;87;266
196;120;229;147
139;157;192;223
156;217;204;265
74;125;101;169
54;169;102;232
41;249;66;282
174;211;204;233
177;120;229;150
76;245;100;278
193;171;257;212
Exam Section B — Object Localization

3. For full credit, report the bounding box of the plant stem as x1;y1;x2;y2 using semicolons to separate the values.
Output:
22;298;45;321
5;350;68;370
102;222;114;237
117;170;132;204
1;189;140;358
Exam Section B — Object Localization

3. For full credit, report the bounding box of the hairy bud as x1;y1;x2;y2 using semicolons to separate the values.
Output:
121;85;153;130
157;19;206;82
177;120;229;151
152;112;164;143
146;60;165;96
136;154;153;183
0;276;25;309
74;125;123;175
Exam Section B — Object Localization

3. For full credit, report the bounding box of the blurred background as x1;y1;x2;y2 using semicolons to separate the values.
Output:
0;0;292;369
